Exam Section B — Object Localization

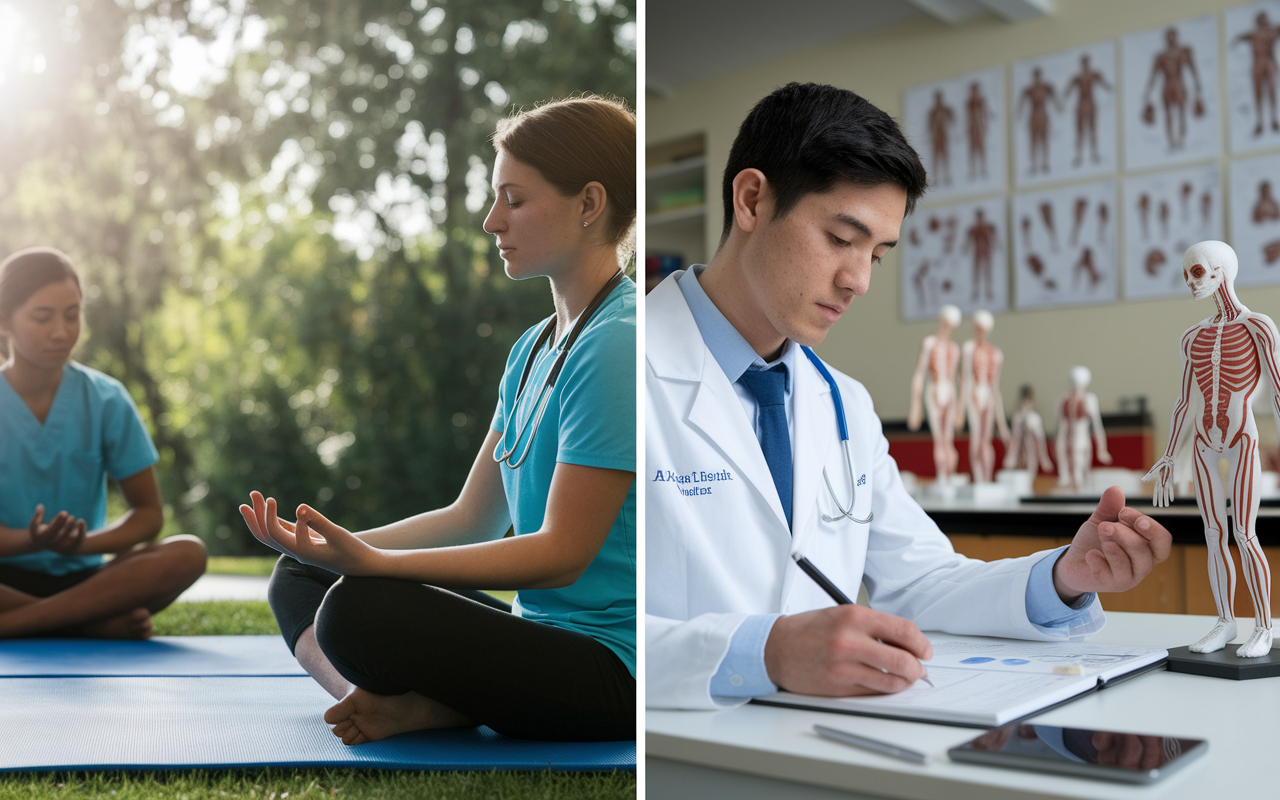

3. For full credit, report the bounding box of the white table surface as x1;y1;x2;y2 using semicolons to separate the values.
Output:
646;612;1279;799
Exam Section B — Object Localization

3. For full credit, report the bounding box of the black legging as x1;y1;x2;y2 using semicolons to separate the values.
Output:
268;556;635;742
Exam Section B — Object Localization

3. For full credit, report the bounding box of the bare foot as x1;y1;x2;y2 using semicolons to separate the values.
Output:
1237;626;1273;658
77;608;153;639
1189;617;1235;654
323;686;475;746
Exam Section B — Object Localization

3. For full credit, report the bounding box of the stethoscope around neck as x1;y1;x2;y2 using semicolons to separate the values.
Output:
800;345;874;525
492;269;625;469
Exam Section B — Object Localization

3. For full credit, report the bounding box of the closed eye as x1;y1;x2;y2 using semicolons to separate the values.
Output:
829;233;851;247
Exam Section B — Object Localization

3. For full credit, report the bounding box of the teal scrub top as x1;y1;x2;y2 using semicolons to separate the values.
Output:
492;277;637;677
0;362;160;575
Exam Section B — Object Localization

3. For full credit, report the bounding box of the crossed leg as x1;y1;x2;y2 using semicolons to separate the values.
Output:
0;535;206;638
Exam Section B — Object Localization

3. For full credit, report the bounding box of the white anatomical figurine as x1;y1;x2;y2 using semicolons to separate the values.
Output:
1144;240;1276;658
960;310;1011;483
909;305;962;484
1056;366;1112;493
1004;384;1055;476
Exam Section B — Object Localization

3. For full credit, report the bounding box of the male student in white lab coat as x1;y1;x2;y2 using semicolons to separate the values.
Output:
646;83;1172;710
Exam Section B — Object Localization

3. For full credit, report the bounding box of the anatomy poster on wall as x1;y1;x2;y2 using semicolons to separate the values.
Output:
899;197;1008;322
1226;2;1280;155
903;66;1006;201
1013;180;1116;310
1229;152;1280;287
1122;14;1221;171
1123;164;1222;300
1011;42;1117;189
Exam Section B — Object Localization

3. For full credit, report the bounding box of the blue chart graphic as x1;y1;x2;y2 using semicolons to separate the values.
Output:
961;657;996;664
1001;659;1031;665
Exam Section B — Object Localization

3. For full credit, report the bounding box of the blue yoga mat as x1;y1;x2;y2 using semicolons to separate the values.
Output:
0;636;306;677
0;676;634;771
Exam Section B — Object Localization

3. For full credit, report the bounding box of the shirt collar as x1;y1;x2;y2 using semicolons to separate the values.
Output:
676;264;794;393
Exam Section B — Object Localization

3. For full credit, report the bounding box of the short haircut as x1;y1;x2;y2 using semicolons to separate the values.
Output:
720;82;927;245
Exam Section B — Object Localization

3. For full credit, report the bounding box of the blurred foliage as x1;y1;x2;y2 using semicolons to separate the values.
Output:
0;0;635;553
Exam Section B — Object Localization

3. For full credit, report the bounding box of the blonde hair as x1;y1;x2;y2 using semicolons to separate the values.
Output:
493;95;636;265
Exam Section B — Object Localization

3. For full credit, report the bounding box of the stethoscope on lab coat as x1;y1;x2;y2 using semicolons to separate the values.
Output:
800;345;874;525
492;269;625;469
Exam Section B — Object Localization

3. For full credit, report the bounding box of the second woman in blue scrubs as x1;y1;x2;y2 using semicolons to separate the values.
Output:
245;96;636;743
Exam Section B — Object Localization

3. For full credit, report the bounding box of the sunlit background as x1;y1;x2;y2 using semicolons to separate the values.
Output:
0;0;636;553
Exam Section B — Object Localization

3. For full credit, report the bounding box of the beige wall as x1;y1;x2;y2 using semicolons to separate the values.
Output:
647;0;1280;462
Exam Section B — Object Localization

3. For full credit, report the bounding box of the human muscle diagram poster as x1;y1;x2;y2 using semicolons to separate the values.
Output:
1230;152;1280;287
1122;15;1221;171
903;66;1006;201
1123;164;1222;300
1011;42;1117;189
900;196;1008;322
1227;2;1280;155
1013;180;1117;310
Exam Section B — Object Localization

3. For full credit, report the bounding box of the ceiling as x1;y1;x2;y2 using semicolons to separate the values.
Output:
646;0;1052;96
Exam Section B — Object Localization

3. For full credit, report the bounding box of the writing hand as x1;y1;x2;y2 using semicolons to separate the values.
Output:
764;605;934;697
1054;486;1172;601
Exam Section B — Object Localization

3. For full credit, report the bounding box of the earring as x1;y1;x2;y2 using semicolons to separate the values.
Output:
583;221;589;227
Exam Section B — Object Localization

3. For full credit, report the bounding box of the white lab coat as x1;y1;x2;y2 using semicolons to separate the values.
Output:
645;274;1105;710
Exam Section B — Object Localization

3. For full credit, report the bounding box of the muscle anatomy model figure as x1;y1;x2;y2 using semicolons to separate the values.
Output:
1056;366;1111;492
928;90;955;186
1018;67;1062;175
909;305;962;483
1144;241;1276;658
1004;385;1055;476
1065;53;1112;166
964;209;998;302
1235;11;1280;136
960;311;1010;483
1143;27;1203;151
965;81;991;179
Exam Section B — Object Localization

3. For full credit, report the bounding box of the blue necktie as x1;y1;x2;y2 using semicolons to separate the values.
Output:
738;365;792;529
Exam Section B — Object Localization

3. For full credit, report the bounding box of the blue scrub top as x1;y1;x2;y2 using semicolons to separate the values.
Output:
492;277;637;677
0;362;160;575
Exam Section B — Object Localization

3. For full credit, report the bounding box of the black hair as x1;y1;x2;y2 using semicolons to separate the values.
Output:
719;82;927;245
0;247;81;327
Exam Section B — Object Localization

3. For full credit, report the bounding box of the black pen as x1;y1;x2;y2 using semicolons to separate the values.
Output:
790;552;934;688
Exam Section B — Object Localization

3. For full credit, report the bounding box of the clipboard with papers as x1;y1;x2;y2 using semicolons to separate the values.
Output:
752;633;1168;728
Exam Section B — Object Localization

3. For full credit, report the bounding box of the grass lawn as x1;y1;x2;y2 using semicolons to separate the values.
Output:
5;595;635;799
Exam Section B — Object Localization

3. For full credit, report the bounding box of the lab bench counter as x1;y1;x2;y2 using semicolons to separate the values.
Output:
919;496;1280;615
647;612;1274;800
917;494;1280;544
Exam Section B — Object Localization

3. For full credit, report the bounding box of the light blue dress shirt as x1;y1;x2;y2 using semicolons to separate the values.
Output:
674;265;1097;700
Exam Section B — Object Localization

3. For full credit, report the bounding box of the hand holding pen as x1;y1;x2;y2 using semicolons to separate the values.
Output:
760;553;934;696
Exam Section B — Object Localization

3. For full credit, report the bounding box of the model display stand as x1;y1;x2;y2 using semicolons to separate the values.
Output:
1055;366;1112;493
960;310;1010;484
1144;240;1277;660
909;305;962;485
1166;645;1280;680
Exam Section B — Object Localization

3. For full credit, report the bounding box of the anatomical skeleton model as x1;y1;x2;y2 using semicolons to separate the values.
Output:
1004;384;1055;476
909;305;962;484
1056;366;1112;492
959;311;1010;483
1144;240;1276;658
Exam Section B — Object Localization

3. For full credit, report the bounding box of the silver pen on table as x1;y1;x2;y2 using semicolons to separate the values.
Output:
813;724;928;764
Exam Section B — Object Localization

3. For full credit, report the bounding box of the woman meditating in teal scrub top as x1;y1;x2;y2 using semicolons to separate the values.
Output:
243;95;636;743
0;247;207;638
